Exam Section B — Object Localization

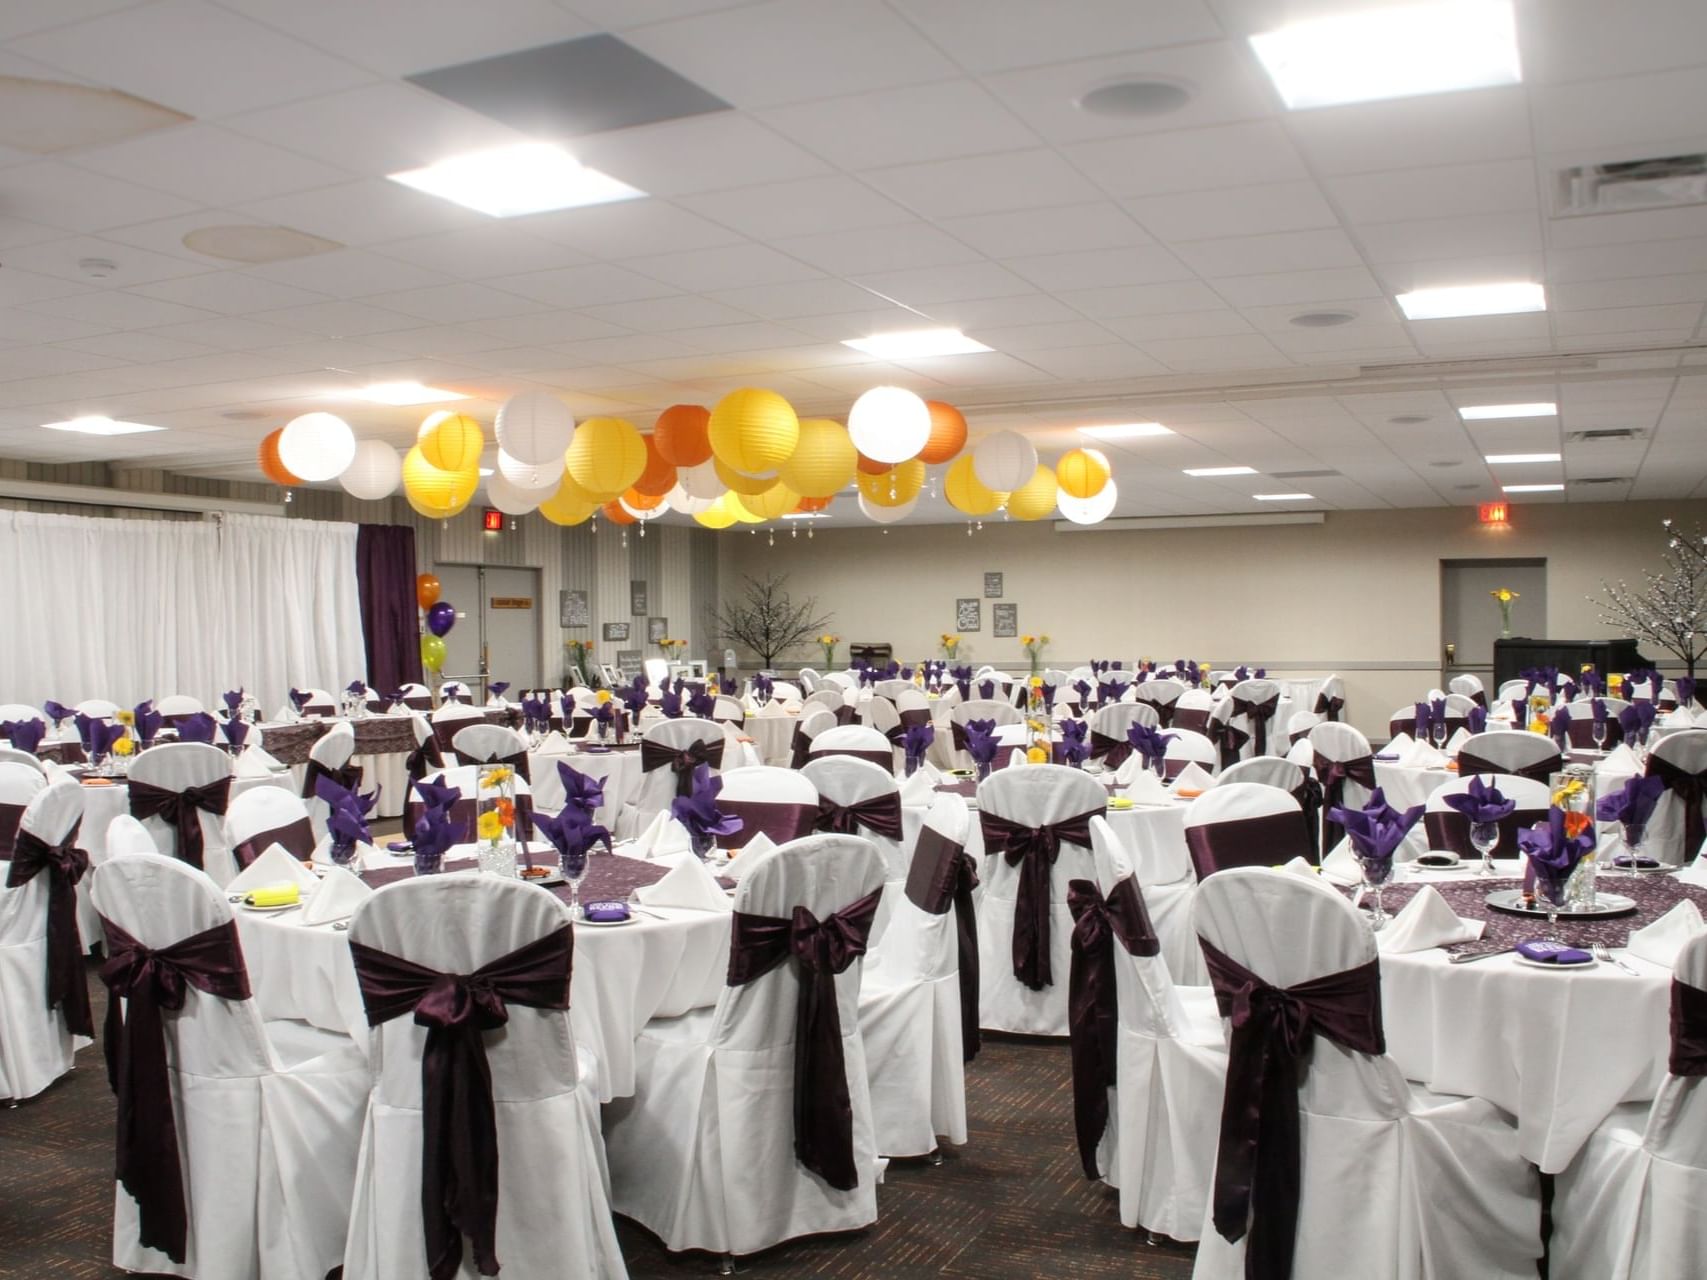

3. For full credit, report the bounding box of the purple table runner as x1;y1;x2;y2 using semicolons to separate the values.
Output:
364;852;673;904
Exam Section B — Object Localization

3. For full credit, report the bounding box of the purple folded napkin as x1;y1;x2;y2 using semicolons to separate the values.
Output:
1059;718;1089;766
176;712;217;744
670;765;743;847
687;691;714;718
1515;939;1592;965
345;680;366;697
386;840;414;853
583;901;630;922
72;712;98;752
289;688;310;713
87;719;126;760
1549;706;1572;748
660;690;683;718
962;717;999;766
1595;773;1664;829
1681;677;1699;708
619;684;648;717
1;719;46;755
902;723;934;773
1442;776;1516;825
1467;705;1487;734
555;759;607;820
1413;700;1431;737
978;680;996;700
43;700;71;726
412;779;462;815
1510;698;1527;725
489;681;510;698
221;690;244;715
1328;791;1423;864
1073;679;1092;705
559;693;577;725
1126;723;1174;773
534;805;611;877
1518;806;1595;892
411;804;456;875
134;702;162;746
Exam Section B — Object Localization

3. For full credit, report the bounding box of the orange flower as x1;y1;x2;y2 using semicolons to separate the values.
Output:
495;797;516;828
1562;810;1592;839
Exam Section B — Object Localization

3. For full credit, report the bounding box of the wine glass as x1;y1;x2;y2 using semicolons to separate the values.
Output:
1534;871;1571;942
1620;822;1647;876
563;846;588;918
1431;716;1449;751
1359;854;1395;931
1591;718;1608;751
1470;821;1501;877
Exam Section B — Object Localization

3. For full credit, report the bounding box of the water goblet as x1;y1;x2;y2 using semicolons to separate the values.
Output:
1534;872;1570;942
1621;822;1647;877
563;847;588;919
1591;720;1608;751
1470;821;1501;877
1431;718;1449;751
1359;854;1395;931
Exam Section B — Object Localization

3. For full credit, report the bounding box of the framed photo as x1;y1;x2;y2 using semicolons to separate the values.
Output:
956;598;981;633
647;616;668;643
602;621;630;642
560;588;589;628
630;579;648;617
992;602;1018;637
984;572;1004;598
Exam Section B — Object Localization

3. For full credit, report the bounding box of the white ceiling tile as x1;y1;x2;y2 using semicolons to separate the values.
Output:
25;289;217;330
246;300;423;337
13;0;375;118
1531;66;1707;155
1056;279;1231;318
525;200;744;260
1551;273;1707;311
1005;245;1194;291
1545;204;1707;252
1374;252;1545;295
937;202;1150;259
622;243;822;292
1126;181;1339;242
960;319;1120;351
141;315;321;350
241;250;455;300
485;262;678;308
705;278;898;320
887;352;1058;387
370;322;549;356
1212;266;1386;308
0;234;198;290
0;0;142;41
1237;297;1403;332
850;261;1033;306
1285;86;1532;176
919;293;1084;328
236;180;487;247
1553;304;1704;336
1064;121;1308;197
0;160;197;232
1356;213;1543;264
129;272;333;316
0;267;96;307
653;321;824;354
864;148;1105;219
1522;0;1707;84
0;309;110;344
551;333;702;365
55;329;219;363
686;175;915;241
890;0;1221;73
1100;310;1256;342
1548;238;1707;284
1011;344;1168;380
1327;159;1540;225
1172;229;1364;278
579;295;758;332
771;222;982;276
572;114;833;196
362;282;547;322
758;80;1040;170
68;124;354;206
1136;333;1291;372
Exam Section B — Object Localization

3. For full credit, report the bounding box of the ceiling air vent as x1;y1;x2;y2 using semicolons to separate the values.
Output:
1564;427;1647;443
1556;153;1707;217
1572;476;1631;486
1270;468;1339;479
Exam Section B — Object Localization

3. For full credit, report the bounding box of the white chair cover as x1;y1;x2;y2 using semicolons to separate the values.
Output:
303;722;359;842
157;694;206;720
1422;773;1550;859
713;694;746;725
341;875;626;1280
1448;673;1486;703
0;745;44;772
1162;729;1219;779
604;833;887;1257
1645;730;1707;866
1172;688;1216;736
1306;722;1377;843
947;699;1023;770
439;680;472;704
450;723;529;774
873;679;913;701
1456;729;1563;783
809;724;897;774
222;786;316;871
801;688;845;720
92;854;365;1280
1189;869;1540;1280
105;814;160;856
717;765;819;846
1208;678;1287;765
628;718;728;835
1183;785;1312;880
862;695;902;742
1089;703;1159;767
126;742;240;888
802;755;905;881
429;702;486;751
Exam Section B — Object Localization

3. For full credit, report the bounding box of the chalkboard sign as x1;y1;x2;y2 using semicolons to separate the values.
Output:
984;572;1004;598
647;616;668;643
560;589;589;628
630;579;648;616
956;598;981;633
602;621;630;642
992;603;1018;637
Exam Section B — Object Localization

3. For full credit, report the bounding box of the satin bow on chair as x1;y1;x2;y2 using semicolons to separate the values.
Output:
405;736;446;783
99;917;251;1265
1648;756;1707;867
300;757;362;802
7;823;93;1036
1220;694;1280;767
1311;752;1376;851
726;889;884;1190
639;737;719;797
904;828;981;1062
351;927;574;1280
978;807;1103;991
127;777;232;870
1672;979;1707;1077
813;793;903;840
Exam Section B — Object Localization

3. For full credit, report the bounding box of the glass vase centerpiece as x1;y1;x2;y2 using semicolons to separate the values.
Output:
477;764;520;876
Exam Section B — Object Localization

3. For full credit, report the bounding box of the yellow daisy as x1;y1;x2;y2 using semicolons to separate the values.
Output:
476;811;504;842
112;737;135;757
481;765;513;789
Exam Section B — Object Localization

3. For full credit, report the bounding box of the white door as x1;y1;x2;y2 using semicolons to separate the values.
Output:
1440;559;1547;689
431;566;541;695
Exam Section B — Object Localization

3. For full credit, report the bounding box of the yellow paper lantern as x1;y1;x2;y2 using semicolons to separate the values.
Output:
856;458;925;508
778;418;857;498
1006;463;1058;521
693;493;739;529
417;411;485;473
708;387;799;476
714;458;777;496
1056;447;1110;500
538;478;596;526
566;417;647;497
737;479;800;521
402;445;477;518
944;454;1004;516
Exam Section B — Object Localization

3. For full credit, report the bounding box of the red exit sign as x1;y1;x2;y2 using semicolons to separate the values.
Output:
482;507;503;532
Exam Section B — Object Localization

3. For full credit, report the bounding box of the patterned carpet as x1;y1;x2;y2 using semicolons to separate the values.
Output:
1;966;1198;1279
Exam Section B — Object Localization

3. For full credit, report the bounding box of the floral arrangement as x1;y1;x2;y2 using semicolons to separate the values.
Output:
939;632;961;658
818;632;840;665
1491;586;1520;637
656;636;688;659
564;637;594;681
1020;632;1050;675
478;765;517;852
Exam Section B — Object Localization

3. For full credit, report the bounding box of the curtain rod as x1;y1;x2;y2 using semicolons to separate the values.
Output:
0;478;284;518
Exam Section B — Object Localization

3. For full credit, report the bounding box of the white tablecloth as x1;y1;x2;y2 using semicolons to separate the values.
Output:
528;743;642;827
742;712;797;766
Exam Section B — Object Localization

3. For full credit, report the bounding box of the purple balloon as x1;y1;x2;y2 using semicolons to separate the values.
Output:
426;600;456;637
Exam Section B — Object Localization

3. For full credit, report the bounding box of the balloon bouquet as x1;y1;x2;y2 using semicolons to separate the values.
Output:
416;573;456;698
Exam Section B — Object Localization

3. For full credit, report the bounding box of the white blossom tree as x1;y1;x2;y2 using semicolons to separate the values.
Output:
1594;518;1707;677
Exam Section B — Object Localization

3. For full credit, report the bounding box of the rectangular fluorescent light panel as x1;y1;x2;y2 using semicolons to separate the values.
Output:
41;415;163;436
1502;483;1565;493
389;142;644;217
1184;466;1258;477
841;328;992;358
1079;422;1172;439
357;382;466;406
1484;452;1561;464
1250;0;1521;111
1459;402;1556;420
781;511;829;520
1396;281;1545;319
1253;492;1314;500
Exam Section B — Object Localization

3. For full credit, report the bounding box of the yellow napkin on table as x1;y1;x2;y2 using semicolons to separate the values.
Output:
245;884;301;908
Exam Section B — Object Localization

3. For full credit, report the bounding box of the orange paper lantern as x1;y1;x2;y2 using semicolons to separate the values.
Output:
653;404;713;467
601;499;636;525
258;428;302;487
919;401;968;464
622;486;666;512
632;434;678;497
856;451;889;476
795;495;833;513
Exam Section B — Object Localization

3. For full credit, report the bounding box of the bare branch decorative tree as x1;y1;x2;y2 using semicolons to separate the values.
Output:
1593;518;1707;678
713;573;832;670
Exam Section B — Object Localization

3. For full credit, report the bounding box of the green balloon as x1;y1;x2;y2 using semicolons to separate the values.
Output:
420;634;447;671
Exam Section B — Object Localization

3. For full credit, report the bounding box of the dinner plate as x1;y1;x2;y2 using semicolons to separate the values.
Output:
237;900;301;913
1415;853;1462;869
575;913;637;927
1515;955;1596;972
1485;889;1637;919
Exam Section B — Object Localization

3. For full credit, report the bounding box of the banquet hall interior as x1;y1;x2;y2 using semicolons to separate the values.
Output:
4;1;1707;1277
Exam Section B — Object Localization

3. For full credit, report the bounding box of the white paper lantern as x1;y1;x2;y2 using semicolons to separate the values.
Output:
1057;478;1119;525
338;439;401;500
278;411;356;482
665;482;716;514
858;493;917;524
485;472;540;516
619;495;666;522
847;385;931;465
497;448;564;492
495;390;574;466
971;429;1037;493
678;457;724;500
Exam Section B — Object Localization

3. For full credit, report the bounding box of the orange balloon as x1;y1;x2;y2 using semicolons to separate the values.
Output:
918;401;968;465
623;486;665;512
795;495;833;512
258;428;302;487
653;405;712;467
601;499;636;525
632;434;678;497
856;450;889;476
416;573;441;611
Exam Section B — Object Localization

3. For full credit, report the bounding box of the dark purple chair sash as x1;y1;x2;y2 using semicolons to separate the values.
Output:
1067;876;1159;1178
1185;811;1313;880
1565;717;1623;749
403;695;433;711
1089;730;1132;768
404;797;479;846
1671;978;1707;1077
814;792;903;841
1422;807;1547;860
978;806;1104;991
834;704;859;726
639;736;720;796
128;777;232;871
462;747;531;785
0;800;25;860
1135;697;1177;728
788;725;814;771
7;821;92;1037
1314;692;1344;721
1649;755;1707;865
351;926;573;1280
406;736;446;782
1312;752;1376;851
812;745;894;771
1173;706;1211;734
301;757;363;801
231;816;317;870
904;827;980;1062
1455;748;1559;784
718;799;816;846
1202;938;1385;1280
897;708;932;733
99;916;251;1265
1219;694;1281;767
1290;779;1323;859
727;887;883;1190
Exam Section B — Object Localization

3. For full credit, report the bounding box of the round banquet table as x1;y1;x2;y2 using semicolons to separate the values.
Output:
741;711;797;766
528;741;642;828
230;845;729;1103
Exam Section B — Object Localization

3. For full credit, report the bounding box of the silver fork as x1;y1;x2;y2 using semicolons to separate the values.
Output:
1591;943;1640;975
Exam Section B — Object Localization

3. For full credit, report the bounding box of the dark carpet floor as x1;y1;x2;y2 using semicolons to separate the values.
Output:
0;966;1197;1279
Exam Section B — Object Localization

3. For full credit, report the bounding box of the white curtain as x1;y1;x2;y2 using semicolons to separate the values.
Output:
0;510;365;713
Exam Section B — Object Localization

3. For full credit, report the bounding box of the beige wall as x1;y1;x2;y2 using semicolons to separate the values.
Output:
719;499;1707;740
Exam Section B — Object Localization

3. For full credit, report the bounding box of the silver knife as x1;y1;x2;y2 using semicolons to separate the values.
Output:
1448;945;1510;964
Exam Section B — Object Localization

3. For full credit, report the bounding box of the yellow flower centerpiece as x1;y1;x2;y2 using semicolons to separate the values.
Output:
115;709;135;727
1491;587;1520;638
1020;633;1050;677
939;633;960;659
657;636;688;659
112;736;134;757
476;810;504;842
819;632;840;666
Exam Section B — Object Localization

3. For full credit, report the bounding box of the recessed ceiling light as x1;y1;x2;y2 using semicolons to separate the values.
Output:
1183;466;1258;477
355;382;467;406
1396;281;1545;319
1459;402;1556;420
841;328;993;358
41;415;164;436
1289;309;1357;327
1250;0;1521;111
1079;422;1172;439
1485;452;1562;464
1502;483;1565;493
1253;492;1314;500
1076;78;1193;119
389;142;645;217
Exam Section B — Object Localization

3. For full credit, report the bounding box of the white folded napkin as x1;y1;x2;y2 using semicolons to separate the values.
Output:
1375;885;1484;954
1169;761;1213;793
631;813;691;860
1601;743;1640;775
898;768;935;807
1282;856;1318;880
302;864;372;924
1008;747;1028;769
1676;854;1707;888
1626;900;1706;968
1123;770;1170;804
724;831;775;883
1113;752;1140;786
757;700;785;717
1401;740;1449;769
1319;840;1363;886
1444;727;1470;754
227;844;318;894
1380;732;1415;758
41;759;73;782
634;854;732;911
236;744;285;777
